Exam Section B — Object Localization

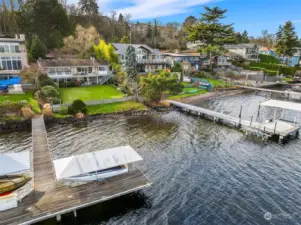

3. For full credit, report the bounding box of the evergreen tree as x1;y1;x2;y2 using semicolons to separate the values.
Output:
146;22;152;39
183;16;197;32
78;0;99;24
17;0;71;50
242;30;249;43
187;6;236;70
30;34;46;60
125;45;138;100
118;13;124;23
275;21;299;57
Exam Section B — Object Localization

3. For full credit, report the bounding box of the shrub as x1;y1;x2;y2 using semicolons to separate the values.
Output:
40;78;59;89
0;101;23;115
172;62;182;72
58;105;68;115
41;85;60;98
68;99;87;115
259;54;279;64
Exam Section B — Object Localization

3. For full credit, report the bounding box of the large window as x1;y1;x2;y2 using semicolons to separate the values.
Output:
0;57;22;70
0;43;20;53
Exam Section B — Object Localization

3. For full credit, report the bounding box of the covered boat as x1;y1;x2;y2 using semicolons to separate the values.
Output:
0;175;31;195
0;152;31;195
53;146;143;182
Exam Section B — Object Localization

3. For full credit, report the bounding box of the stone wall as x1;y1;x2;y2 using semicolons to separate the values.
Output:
0;119;31;133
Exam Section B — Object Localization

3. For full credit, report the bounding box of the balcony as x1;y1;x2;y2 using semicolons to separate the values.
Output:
47;71;111;78
121;58;171;65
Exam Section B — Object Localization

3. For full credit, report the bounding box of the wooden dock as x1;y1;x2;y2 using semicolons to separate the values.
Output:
168;100;301;140
240;86;301;99
0;116;151;225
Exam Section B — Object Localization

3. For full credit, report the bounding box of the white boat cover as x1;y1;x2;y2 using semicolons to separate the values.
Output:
53;146;143;180
261;100;301;112
0;151;30;176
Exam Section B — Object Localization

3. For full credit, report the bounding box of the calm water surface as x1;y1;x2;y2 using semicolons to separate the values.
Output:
1;93;301;225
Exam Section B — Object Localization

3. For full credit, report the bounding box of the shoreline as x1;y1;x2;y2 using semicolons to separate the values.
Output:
177;89;249;104
0;89;249;133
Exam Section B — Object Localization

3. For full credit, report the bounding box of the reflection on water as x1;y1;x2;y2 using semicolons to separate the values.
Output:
2;92;301;225
0;131;31;154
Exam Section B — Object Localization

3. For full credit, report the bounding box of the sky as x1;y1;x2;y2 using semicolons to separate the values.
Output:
68;0;301;37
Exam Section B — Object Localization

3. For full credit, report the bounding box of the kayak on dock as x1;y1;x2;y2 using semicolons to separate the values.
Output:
0;175;32;195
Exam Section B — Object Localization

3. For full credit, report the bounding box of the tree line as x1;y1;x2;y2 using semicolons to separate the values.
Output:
0;0;300;60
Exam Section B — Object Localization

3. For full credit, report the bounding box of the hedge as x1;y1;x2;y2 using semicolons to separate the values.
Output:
259;54;279;64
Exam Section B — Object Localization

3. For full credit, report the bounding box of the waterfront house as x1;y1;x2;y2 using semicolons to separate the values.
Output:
112;43;171;73
38;59;112;86
259;47;278;57
201;56;232;67
225;44;260;62
163;52;201;70
0;34;28;80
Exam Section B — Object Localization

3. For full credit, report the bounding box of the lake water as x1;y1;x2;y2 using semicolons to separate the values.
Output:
1;92;301;225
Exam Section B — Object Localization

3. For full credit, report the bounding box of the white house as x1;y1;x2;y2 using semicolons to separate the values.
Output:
112;43;171;73
0;34;28;80
225;44;260;62
38;59;112;86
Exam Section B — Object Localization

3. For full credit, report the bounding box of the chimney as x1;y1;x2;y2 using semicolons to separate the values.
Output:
20;34;25;41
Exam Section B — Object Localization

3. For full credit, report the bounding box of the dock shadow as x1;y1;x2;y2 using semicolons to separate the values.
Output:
45;191;152;225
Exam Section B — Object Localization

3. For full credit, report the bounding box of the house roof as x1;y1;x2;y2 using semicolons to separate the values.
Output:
38;59;107;67
111;43;161;55
225;43;258;49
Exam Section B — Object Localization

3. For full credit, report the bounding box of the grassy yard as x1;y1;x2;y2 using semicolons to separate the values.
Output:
88;101;147;114
60;85;125;104
0;91;40;113
168;90;208;100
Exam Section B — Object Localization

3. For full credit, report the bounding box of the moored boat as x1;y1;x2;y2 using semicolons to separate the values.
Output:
0;175;32;195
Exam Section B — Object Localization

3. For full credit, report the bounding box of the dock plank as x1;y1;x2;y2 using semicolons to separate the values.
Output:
0;116;151;225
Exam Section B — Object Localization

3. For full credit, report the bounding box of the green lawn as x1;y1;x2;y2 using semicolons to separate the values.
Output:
60;85;125;104
204;79;232;88
0;91;40;113
88;101;147;114
168;90;208;100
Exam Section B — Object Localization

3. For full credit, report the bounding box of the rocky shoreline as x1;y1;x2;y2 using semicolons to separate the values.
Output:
0;119;31;133
0;89;249;133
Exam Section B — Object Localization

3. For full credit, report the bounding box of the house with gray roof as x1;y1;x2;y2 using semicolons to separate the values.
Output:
224;44;260;62
112;43;171;73
38;59;112;86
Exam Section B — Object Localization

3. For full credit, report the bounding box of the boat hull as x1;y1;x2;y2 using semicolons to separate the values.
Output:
65;165;129;182
0;175;32;195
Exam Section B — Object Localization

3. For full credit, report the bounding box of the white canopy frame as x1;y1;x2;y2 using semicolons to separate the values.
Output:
53;146;143;180
260;100;301;124
0;151;30;176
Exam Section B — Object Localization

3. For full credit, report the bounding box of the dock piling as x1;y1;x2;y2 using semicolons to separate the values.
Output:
56;214;62;222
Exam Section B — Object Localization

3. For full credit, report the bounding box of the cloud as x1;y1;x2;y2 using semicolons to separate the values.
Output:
293;20;301;23
68;0;217;20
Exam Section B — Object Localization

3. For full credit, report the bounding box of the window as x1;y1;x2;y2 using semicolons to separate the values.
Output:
64;68;71;74
99;66;106;71
0;45;5;53
88;67;92;73
49;68;56;73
